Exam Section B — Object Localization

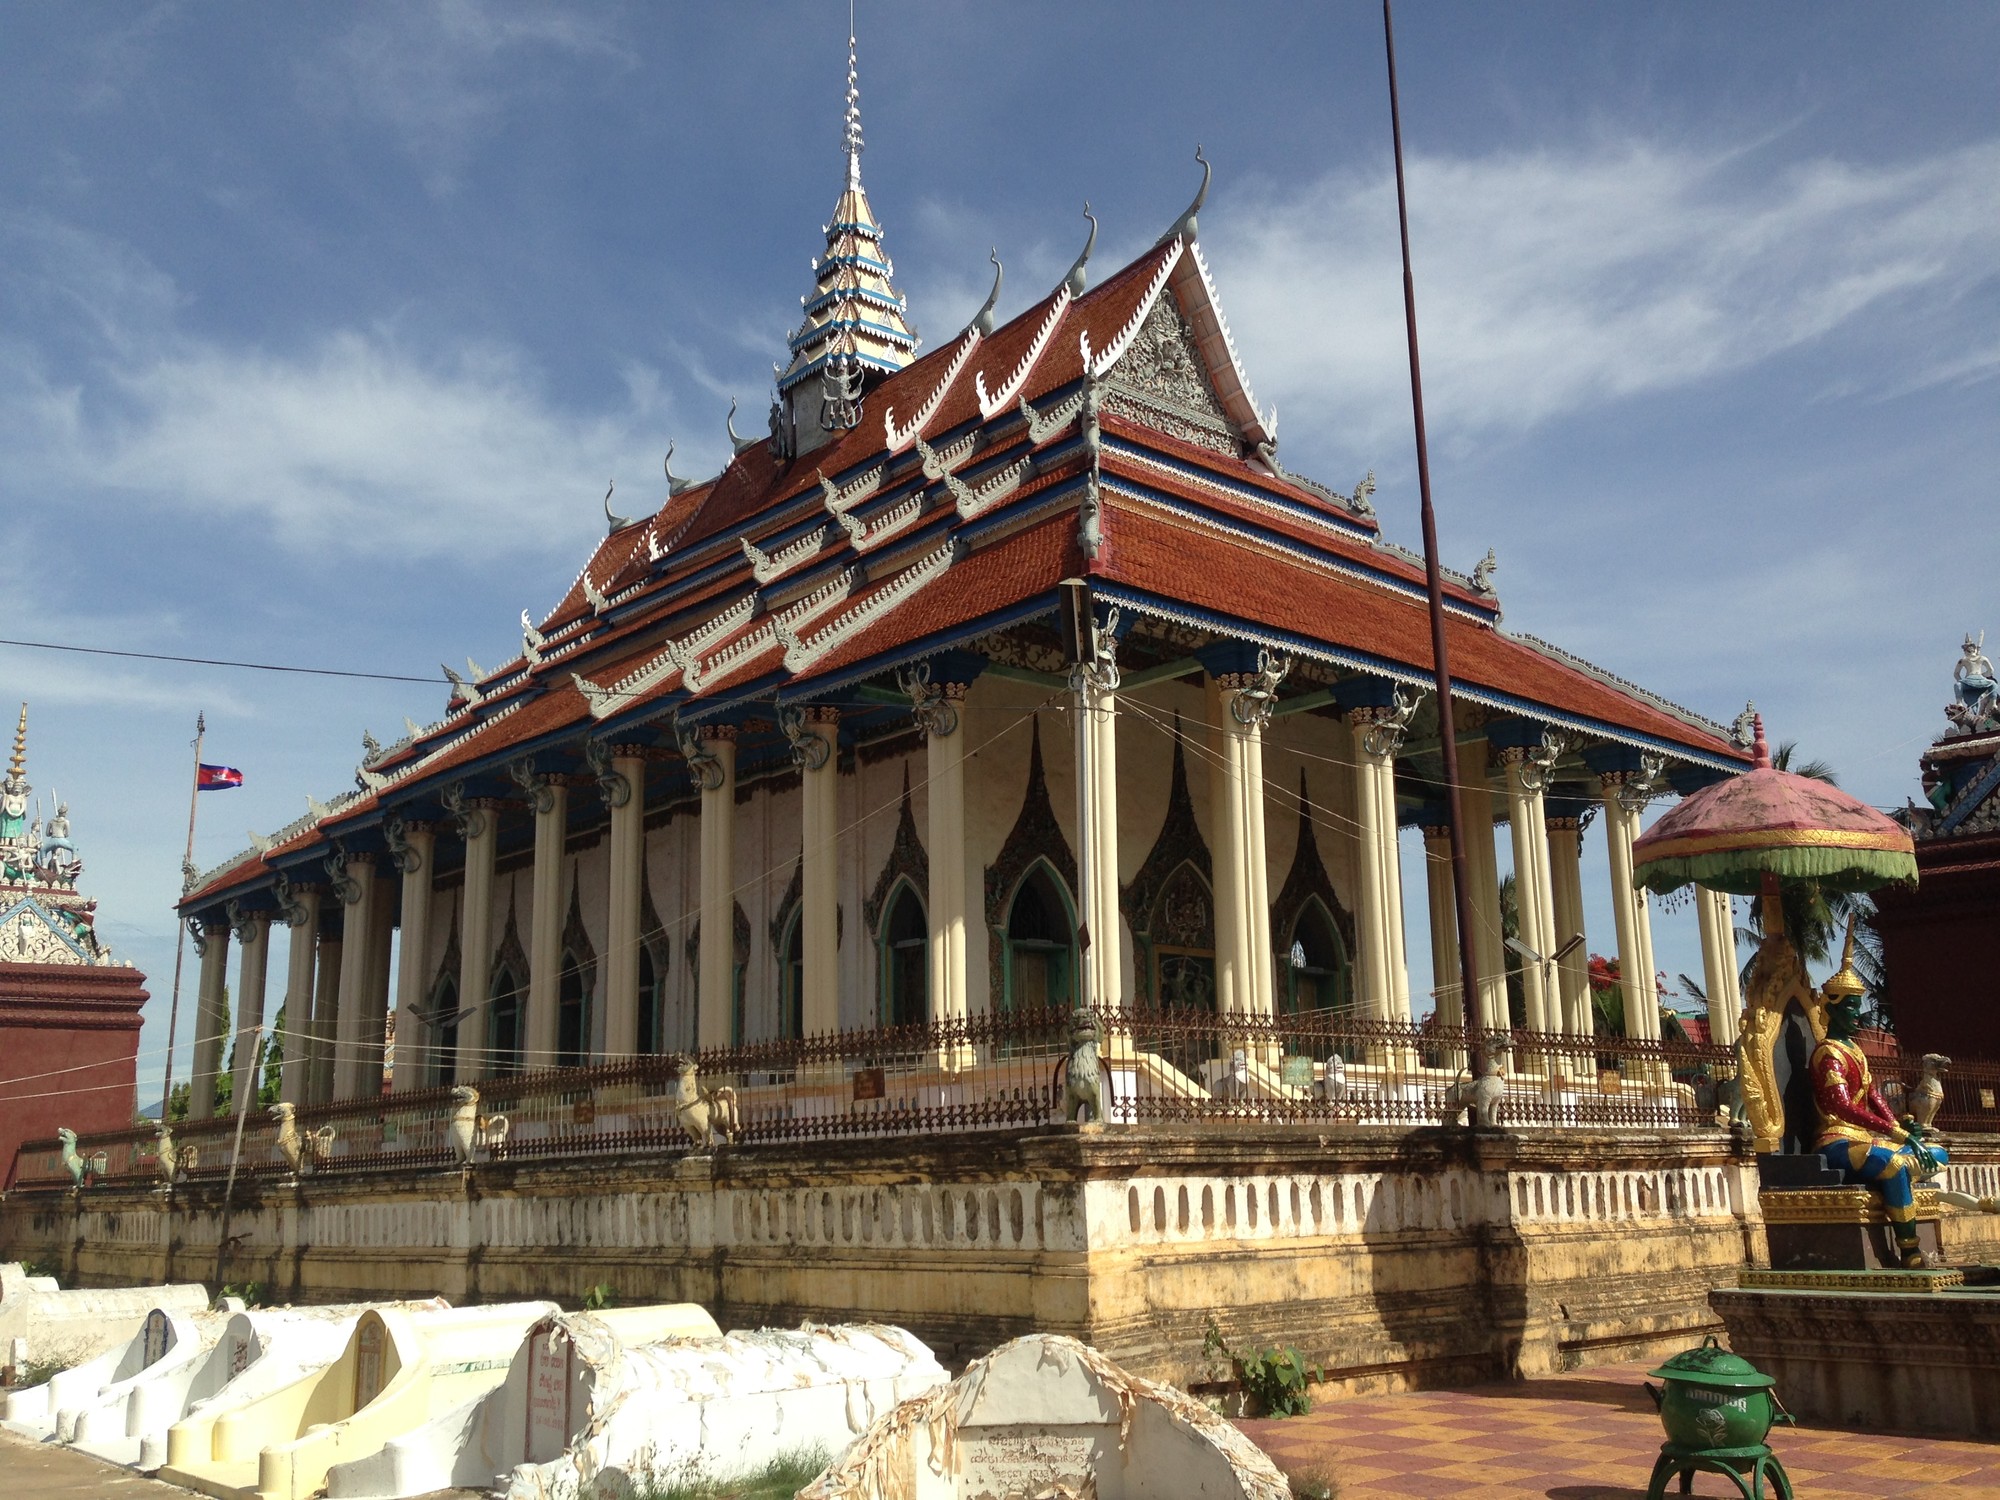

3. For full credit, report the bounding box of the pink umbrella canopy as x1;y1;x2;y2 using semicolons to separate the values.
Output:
1632;716;1915;896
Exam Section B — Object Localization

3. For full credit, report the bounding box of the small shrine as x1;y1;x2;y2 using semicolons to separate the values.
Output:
0;704;148;1178
1874;633;2000;1059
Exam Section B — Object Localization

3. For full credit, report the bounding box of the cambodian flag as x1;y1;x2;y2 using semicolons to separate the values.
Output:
197;764;244;791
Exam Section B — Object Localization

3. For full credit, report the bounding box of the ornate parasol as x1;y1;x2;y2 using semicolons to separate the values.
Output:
1632;717;1915;898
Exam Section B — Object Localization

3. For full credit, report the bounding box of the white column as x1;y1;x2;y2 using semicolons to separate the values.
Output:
525;784;567;1071
1547;817;1590;1034
1347;712;1391;1023
228;909;271;1111
455;800;499;1079
358;874;395;1097
389;824;436;1093
186;918;231;1122
1598;776;1660;1042
1457;742;1510;1033
1500;750;1558;1034
1422;826;1463;1027
597;747;645;1063
800;710;842;1036
1373;742;1412;1025
1697;886;1741;1047
1207;681;1248;1017
695;729;739;1048
279;888;322;1105
1215;679;1276;1018
332;856;378;1100
1072;665;1122;1013
308;928;343;1104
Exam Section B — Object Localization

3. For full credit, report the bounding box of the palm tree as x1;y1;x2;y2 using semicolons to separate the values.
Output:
1739;742;1891;1028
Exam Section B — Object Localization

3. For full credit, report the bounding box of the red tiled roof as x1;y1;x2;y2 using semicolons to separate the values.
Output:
1095;500;1745;762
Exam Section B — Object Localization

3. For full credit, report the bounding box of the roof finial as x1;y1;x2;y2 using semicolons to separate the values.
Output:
843;3;864;188
1158;145;1210;247
969;249;1002;336
8;703;25;782
1065;203;1098;296
1751;713;1771;770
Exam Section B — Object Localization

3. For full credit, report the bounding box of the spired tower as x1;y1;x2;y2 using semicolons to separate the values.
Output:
0;705;148;1181
769;27;919;460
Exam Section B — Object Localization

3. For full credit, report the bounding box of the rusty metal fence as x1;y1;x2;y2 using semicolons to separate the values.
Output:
11;1009;1994;1189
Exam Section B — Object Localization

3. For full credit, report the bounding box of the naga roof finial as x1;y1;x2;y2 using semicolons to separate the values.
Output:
970;249;1002;336
603;479;631;535
8;703;24;783
1158;145;1210;247
1065;203;1098;297
843;5;864;188
664;442;695;498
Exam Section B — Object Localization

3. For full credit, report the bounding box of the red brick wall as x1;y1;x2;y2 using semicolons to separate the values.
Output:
0;963;147;1185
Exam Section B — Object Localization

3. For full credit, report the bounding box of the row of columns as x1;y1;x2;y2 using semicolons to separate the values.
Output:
182;666;1747;1114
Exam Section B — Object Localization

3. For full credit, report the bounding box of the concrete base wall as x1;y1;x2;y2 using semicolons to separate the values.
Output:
2;1125;1766;1390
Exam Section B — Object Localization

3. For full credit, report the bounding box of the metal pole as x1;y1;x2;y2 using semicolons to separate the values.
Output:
1383;1;1483;1043
212;1025;266;1290
160;711;205;1114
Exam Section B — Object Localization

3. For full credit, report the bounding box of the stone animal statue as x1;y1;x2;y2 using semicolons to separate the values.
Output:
1439;1055;1504;1130
1058;1010;1106;1124
1907;1054;1950;1134
1322;1052;1348;1103
152;1121;196;1183
669;1056;739;1148
447;1084;510;1165
57;1127;108;1187
270;1102;336;1174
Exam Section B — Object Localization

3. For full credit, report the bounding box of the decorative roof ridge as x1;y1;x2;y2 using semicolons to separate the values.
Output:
1096;475;1494;627
836;486;930;553
780;536;958;674
1937;755;2000;835
883;327;981;452
742;521;836;585
1501;629;1741;750
694;568;859;695
976;286;1071;419
1099;426;1380;544
1178;239;1275;445
1081;239;1185;379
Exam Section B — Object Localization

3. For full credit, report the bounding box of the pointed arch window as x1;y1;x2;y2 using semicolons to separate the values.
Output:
1283;899;1352;1016
637;945;666;1056
878;881;929;1028
558;953;592;1068
487;962;525;1075
780;913;805;1040
1003;864;1075;1013
428;973;459;1088
1152;862;1217;1013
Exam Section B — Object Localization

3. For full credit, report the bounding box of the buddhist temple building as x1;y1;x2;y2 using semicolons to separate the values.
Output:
174;41;1755;1116
0;705;147;1177
1875;633;2000;1058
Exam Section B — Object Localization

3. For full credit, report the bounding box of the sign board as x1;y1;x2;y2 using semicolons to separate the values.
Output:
141;1308;172;1366
1279;1055;1315;1089
525;1328;575;1464
1983;1089;1997;1111
852;1067;886;1102
961;1431;1099;1497
353;1318;387;1409
1598;1071;1624;1095
572;1098;596;1126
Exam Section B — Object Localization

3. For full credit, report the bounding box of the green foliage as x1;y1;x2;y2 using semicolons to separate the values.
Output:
1203;1316;1322;1418
622;1446;830;1499
21;1256;61;1284
259;1004;286;1106
582;1283;616;1312
220;1282;268;1308
1285;1463;1341;1500
14;1356;71;1388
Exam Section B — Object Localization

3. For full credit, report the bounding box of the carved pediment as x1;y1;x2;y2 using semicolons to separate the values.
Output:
0;897;95;965
1104;292;1236;454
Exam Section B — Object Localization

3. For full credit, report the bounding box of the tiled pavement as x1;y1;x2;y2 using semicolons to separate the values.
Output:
1238;1361;2000;1498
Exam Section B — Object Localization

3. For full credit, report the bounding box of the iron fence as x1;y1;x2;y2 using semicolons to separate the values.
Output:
22;1008;1986;1190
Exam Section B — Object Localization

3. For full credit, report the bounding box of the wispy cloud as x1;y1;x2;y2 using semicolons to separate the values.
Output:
1208;139;2000;465
301;0;634;193
0;216;699;563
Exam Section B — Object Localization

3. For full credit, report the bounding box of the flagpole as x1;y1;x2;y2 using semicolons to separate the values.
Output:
159;711;205;1115
1383;0;1483;1040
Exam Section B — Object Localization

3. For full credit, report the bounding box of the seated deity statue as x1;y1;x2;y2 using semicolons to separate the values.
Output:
1810;930;1945;1268
1949;633;1997;729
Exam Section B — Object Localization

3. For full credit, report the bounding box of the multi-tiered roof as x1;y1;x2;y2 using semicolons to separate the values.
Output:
181;77;1751;915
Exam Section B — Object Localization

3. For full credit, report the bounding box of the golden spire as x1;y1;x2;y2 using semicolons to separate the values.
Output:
8;703;24;781
1822;913;1866;999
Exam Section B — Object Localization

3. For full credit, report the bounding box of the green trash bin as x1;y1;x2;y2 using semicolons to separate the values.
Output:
1643;1336;1794;1500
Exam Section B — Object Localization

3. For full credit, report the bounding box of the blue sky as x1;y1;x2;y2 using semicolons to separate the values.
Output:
2;3;1995;1106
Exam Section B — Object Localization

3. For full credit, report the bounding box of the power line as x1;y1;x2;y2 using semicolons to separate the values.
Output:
0;636;441;685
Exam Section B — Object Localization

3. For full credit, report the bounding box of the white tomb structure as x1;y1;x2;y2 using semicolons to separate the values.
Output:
0;1261;208;1372
325;1303;721;1499
498;1322;946;1500
68;1300;444;1472
162;1299;556;1500
801;1334;1291;1500
2;1304;222;1442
